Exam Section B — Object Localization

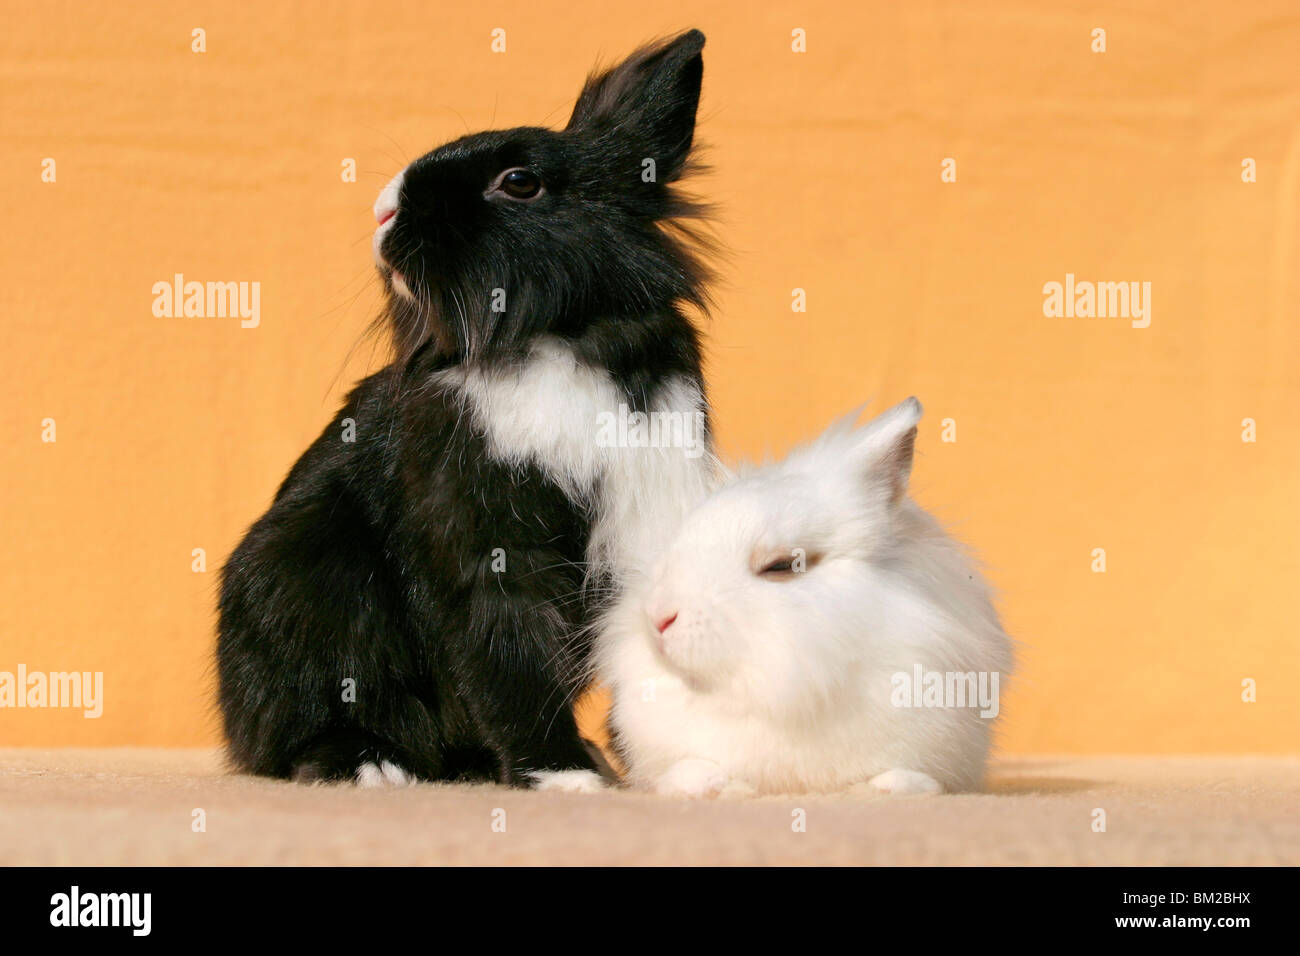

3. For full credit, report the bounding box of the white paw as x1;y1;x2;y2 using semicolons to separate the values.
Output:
528;769;607;793
355;760;414;788
655;758;729;798
719;779;759;799
866;768;943;795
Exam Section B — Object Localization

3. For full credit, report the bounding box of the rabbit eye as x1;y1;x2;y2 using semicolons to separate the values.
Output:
492;167;543;201
758;557;796;578
753;550;820;579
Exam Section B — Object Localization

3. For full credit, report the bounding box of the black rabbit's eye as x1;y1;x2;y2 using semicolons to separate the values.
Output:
493;167;543;200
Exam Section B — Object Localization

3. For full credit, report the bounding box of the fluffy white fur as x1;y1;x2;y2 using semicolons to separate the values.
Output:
596;398;1014;796
434;337;719;585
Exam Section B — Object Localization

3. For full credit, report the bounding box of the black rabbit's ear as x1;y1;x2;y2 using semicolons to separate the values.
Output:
566;29;705;180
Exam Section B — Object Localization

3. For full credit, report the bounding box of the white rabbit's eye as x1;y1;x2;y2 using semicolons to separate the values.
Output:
757;557;796;578
753;550;820;579
491;167;544;201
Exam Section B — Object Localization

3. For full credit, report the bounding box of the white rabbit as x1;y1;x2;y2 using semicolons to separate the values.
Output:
595;398;1014;796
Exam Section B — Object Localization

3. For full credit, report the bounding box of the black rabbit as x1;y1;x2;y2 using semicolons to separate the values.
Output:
217;30;718;790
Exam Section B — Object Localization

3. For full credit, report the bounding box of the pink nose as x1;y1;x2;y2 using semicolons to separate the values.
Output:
376;208;396;227
655;612;678;634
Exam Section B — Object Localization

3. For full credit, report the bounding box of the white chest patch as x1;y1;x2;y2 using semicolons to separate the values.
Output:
434;337;719;583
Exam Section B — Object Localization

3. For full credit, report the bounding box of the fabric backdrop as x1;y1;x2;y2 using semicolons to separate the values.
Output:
1;0;1296;753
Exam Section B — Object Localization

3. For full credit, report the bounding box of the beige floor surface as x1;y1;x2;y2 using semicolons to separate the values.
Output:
1;749;1296;865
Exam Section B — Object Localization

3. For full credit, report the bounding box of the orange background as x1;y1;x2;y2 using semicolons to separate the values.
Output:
2;0;1297;754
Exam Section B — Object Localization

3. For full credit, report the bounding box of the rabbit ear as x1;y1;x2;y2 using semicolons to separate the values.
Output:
566;29;705;180
852;397;922;502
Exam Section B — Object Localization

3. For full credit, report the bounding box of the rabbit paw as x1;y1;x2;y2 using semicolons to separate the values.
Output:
528;769;607;793
355;761;415;788
719;778;759;799
655;758;729;798
865;768;943;795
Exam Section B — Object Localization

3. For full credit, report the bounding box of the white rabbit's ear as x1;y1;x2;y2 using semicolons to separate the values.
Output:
851;397;922;502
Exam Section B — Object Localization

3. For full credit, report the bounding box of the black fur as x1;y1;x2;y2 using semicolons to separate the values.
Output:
217;30;713;785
